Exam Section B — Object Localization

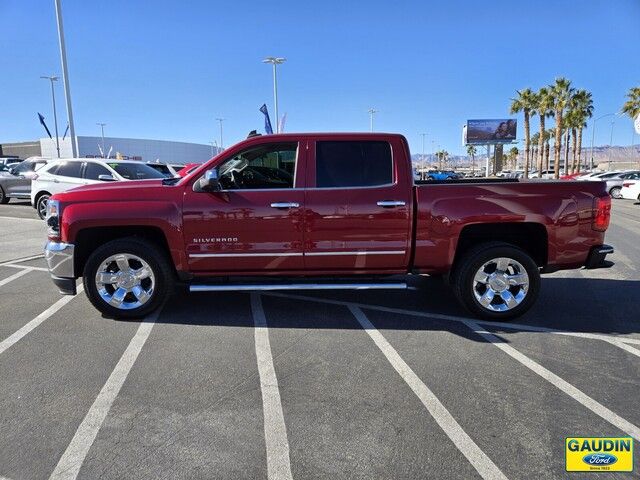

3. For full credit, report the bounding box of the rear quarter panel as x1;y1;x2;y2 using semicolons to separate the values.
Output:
413;180;608;273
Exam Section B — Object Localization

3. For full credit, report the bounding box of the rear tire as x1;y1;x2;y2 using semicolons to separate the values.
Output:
0;187;8;204
83;238;175;319
609;186;622;199
36;193;50;219
451;242;540;320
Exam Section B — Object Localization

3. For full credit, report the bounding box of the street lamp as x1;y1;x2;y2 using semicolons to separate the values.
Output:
96;123;106;158
40;75;60;158
589;112;622;170
262;57;286;133
420;133;428;179
215;118;225;149
54;0;77;157
368;108;378;132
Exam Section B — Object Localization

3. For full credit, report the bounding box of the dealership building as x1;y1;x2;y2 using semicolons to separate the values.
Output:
0;136;219;164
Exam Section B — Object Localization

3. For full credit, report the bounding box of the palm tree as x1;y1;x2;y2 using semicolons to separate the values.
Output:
544;128;553;172
531;87;554;173
467;145;477;174
549;78;574;178
510;88;536;178
621;86;640;121
509;146;519;170
570;90;593;172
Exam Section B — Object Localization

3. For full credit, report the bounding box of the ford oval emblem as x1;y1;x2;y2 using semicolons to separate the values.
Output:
582;453;617;465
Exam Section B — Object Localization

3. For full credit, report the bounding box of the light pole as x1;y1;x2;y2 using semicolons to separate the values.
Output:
420;133;427;180
40;75;60;158
589;112;622;170
608;120;615;170
216;118;225;149
262;57;286;133
96;123;106;158
368;108;378;132
54;0;77;157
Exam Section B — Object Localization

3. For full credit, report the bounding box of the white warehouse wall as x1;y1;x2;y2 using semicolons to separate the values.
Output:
39;136;218;165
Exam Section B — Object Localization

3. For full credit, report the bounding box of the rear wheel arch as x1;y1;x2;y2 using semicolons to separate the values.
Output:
453;222;548;271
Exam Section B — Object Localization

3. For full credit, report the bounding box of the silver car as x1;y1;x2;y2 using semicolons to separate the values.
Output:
0;159;48;204
605;171;640;198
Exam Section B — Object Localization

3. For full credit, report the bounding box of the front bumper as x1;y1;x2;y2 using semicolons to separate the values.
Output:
585;244;614;269
44;241;76;295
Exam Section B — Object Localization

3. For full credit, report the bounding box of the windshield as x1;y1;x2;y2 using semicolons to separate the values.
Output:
107;162;166;180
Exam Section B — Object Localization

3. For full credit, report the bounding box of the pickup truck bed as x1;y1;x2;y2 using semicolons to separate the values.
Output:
42;132;613;321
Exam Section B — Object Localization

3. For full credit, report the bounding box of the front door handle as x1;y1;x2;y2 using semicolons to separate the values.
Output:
270;202;300;209
377;200;406;208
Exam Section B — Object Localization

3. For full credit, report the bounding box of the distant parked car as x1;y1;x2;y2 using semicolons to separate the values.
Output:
31;158;166;219
607;172;640;199
0;159;49;204
425;170;459;181
620;179;640;201
0;157;22;168
177;162;201;177
145;162;184;178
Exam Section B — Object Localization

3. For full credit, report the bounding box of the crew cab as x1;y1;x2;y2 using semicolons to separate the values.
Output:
43;133;613;320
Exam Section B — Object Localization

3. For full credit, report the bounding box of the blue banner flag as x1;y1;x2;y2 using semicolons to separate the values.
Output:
38;113;53;139
259;104;273;134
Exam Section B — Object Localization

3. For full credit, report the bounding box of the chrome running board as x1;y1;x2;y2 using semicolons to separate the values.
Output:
190;282;407;292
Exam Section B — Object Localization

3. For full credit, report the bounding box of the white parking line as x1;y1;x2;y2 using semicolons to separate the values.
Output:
0;216;42;222
264;292;640;346
250;293;293;480
604;339;640;359
349;306;508;480
2;264;48;272
0;254;44;267
0;285;83;356
463;320;640;441
49;311;159;480
0;268;32;287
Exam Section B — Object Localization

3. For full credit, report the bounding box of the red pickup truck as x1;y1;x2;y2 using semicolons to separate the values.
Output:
43;133;613;320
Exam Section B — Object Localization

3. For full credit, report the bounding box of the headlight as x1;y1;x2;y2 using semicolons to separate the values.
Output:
46;199;61;238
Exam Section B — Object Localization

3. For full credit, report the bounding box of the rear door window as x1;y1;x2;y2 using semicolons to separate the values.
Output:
55;161;84;178
315;141;392;188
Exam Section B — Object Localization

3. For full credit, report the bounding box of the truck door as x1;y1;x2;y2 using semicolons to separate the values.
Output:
303;136;412;272
182;140;306;273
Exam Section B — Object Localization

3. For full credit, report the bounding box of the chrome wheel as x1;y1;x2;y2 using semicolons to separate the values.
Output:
472;257;529;312
37;195;49;220
610;187;622;199
95;253;155;310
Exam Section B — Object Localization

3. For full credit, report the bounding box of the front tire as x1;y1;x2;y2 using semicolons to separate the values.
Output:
451;242;540;320
83;238;175;319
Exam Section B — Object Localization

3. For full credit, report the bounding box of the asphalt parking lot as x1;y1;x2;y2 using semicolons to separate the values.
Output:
0;199;639;480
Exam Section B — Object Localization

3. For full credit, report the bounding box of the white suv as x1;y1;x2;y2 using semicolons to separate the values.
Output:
31;158;165;219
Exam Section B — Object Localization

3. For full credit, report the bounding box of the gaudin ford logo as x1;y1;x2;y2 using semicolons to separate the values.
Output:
566;437;633;472
193;237;238;243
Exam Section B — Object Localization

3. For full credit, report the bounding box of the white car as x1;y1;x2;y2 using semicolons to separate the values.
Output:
620;179;640;201
31;158;165;219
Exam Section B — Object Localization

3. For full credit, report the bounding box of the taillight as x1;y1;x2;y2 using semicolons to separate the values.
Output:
32;174;39;180
592;196;611;231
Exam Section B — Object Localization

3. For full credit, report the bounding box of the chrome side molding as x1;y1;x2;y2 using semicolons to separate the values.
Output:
190;282;407;292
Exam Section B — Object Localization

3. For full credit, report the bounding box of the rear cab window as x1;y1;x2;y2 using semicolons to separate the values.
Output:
315;140;393;188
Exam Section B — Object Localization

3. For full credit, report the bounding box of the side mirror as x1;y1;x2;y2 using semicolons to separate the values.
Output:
8;168;16;175
98;174;117;182
195;169;222;192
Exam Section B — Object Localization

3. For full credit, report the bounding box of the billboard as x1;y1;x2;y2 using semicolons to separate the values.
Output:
464;119;517;145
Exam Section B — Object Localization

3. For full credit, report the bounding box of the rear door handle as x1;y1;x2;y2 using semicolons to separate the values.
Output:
270;202;300;209
377;200;406;208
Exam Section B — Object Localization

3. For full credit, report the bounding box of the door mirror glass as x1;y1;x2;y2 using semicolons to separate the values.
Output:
195;169;222;192
98;174;117;182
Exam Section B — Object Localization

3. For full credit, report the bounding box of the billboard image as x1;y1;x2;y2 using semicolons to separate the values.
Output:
464;119;517;145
